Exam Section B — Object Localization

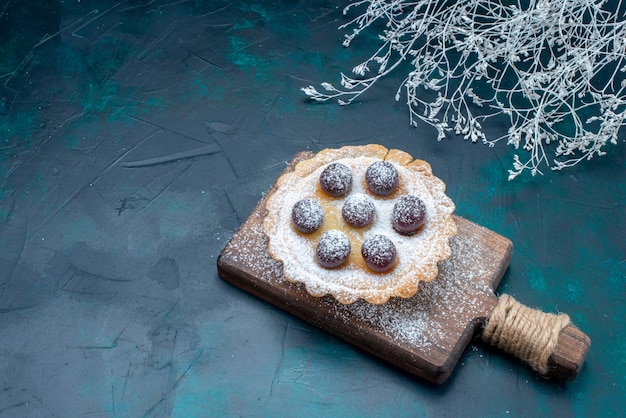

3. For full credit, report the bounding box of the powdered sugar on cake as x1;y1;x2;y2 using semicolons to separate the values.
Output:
262;145;457;304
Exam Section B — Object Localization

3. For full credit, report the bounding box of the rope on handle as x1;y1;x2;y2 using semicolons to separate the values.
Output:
481;294;571;375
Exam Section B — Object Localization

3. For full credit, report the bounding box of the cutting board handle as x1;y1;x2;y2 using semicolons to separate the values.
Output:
482;294;590;380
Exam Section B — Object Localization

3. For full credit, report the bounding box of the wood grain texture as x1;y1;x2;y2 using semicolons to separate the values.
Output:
218;152;513;383
549;324;591;380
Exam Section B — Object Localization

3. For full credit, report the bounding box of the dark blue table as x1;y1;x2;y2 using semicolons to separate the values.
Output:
1;1;624;416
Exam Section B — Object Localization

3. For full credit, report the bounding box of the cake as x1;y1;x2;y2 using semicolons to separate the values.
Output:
262;145;457;304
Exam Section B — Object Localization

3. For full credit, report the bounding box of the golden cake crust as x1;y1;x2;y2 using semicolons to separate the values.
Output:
263;145;457;304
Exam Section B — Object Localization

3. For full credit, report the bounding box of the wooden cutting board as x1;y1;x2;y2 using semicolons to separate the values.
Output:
217;152;588;384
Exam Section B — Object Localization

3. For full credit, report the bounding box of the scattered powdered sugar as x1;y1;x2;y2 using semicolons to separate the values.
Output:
223;205;503;355
323;229;498;351
222;211;284;283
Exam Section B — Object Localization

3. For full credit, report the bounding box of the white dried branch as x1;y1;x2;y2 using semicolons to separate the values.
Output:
302;0;626;178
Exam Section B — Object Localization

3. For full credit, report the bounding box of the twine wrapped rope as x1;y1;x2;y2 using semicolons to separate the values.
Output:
482;295;571;375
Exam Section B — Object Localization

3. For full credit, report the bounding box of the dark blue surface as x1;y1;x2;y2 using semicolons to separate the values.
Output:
1;1;625;416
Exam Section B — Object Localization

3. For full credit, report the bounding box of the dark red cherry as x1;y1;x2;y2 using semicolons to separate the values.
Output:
342;193;375;228
361;234;397;272
365;161;399;196
392;195;426;235
291;198;324;233
316;230;351;268
319;163;352;197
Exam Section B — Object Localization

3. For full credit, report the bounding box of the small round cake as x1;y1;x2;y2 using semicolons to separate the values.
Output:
263;145;457;304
